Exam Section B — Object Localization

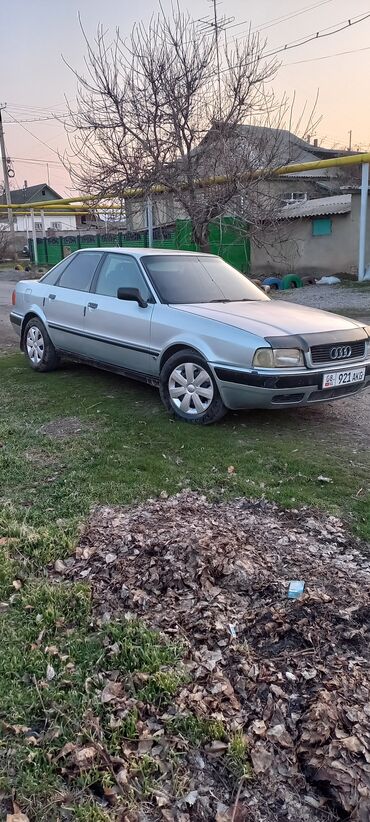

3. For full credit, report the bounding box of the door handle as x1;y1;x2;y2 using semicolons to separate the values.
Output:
49;293;56;300
87;302;98;310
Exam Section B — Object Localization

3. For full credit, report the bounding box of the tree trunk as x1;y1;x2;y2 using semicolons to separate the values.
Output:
192;221;210;253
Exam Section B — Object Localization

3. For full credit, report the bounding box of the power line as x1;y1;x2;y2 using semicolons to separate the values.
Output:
10;156;64;166
4;114;72;124
5;111;61;156
264;11;370;59
282;43;370;66
229;0;336;40
218;11;370;78
5;9;370;131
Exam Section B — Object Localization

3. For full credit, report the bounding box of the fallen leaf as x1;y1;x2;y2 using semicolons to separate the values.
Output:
46;663;56;681
12;579;22;590
105;552;117;564
101;680;123;703
227;465;235;474
74;745;97;768
250;719;267;737
184;790;198;805
205;740;228;755
54;559;66;573
54;741;76;761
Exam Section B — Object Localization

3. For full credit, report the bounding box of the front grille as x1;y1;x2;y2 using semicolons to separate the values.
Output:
310;340;366;365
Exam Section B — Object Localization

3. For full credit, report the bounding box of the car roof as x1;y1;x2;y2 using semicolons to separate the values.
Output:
74;247;216;257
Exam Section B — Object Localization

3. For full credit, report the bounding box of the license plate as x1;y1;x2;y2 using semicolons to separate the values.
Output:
322;368;365;389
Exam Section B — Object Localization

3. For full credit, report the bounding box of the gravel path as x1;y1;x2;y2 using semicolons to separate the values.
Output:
275;283;370;321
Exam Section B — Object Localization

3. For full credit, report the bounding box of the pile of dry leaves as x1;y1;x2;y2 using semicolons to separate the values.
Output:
59;492;370;821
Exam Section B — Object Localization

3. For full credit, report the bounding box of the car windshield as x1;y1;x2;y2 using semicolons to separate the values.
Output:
141;255;269;304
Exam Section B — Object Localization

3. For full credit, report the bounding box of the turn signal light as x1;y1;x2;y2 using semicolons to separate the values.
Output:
11;290;16;306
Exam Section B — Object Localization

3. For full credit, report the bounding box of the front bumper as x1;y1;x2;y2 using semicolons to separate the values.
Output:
213;361;370;410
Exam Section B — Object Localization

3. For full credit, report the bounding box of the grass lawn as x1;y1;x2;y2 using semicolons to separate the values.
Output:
0;352;369;819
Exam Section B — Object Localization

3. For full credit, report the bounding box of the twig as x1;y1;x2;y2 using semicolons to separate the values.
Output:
32;674;49;731
231;775;246;822
88;737;127;797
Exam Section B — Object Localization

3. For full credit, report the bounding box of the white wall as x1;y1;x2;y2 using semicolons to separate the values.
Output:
14;214;77;233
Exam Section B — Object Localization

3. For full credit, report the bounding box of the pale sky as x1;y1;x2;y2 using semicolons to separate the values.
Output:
1;0;369;196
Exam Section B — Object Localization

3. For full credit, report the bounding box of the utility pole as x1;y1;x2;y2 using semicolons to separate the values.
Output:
0;104;16;256
198;2;234;121
348;130;352;151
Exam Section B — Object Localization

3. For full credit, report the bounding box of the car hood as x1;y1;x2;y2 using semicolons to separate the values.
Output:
173;300;365;338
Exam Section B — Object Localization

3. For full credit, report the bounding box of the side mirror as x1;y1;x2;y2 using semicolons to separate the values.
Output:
117;287;148;308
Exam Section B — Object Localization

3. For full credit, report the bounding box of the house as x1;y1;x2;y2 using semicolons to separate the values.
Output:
251;191;370;277
0;183;100;233
0;183;78;233
125;126;358;232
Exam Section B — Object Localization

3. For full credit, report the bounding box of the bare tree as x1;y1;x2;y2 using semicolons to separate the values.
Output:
65;7;319;251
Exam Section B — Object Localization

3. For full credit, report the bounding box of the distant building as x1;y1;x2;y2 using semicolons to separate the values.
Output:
0;183;99;233
0;183;78;233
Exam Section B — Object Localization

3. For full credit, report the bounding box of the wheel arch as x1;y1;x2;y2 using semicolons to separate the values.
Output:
159;342;208;371
20;311;46;350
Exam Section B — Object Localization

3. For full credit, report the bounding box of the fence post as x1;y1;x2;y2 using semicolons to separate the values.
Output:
77;235;81;250
118;232;122;247
96;234;101;247
44;238;48;265
30;209;38;265
60;237;63;261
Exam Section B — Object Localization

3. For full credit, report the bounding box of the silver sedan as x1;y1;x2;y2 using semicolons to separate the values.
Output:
10;248;370;424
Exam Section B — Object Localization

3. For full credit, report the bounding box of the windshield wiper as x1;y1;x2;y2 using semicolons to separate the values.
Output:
209;298;232;303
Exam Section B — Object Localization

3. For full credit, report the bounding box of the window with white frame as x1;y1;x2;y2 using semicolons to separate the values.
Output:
51;221;62;230
282;191;308;205
34;222;42;230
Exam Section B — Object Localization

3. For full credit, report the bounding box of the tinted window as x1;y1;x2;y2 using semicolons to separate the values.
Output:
57;252;102;292
142;255;268;304
95;253;152;300
40;255;76;286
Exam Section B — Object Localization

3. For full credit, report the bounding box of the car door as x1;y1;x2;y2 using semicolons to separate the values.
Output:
44;251;103;355
83;252;156;375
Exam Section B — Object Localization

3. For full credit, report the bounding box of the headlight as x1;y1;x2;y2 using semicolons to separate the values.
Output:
253;348;304;368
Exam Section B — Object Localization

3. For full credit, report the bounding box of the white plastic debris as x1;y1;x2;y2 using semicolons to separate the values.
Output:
288;580;305;599
316;276;341;285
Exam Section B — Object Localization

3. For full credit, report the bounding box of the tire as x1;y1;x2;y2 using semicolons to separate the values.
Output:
159;349;227;425
281;274;303;290
262;276;282;290
23;317;59;372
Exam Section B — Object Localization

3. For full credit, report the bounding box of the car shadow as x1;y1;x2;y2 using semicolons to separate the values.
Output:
57;359;369;445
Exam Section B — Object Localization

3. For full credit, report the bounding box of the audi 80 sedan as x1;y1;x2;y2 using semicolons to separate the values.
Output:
10;248;370;424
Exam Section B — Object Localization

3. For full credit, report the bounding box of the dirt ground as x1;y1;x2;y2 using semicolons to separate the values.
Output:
0;269;21;352
1;271;369;440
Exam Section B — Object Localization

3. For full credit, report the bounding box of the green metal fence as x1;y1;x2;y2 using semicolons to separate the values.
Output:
30;219;250;273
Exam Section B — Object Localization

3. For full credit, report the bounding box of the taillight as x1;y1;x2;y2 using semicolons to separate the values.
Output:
11;290;16;306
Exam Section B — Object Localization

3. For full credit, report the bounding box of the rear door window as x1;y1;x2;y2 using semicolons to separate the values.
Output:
40;255;76;286
57;252;102;292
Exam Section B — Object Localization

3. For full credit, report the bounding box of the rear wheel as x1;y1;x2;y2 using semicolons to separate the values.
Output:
23;317;59;372
159;349;227;424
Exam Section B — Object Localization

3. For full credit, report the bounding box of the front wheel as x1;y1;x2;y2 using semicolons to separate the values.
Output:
159;349;227;424
23;317;59;372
